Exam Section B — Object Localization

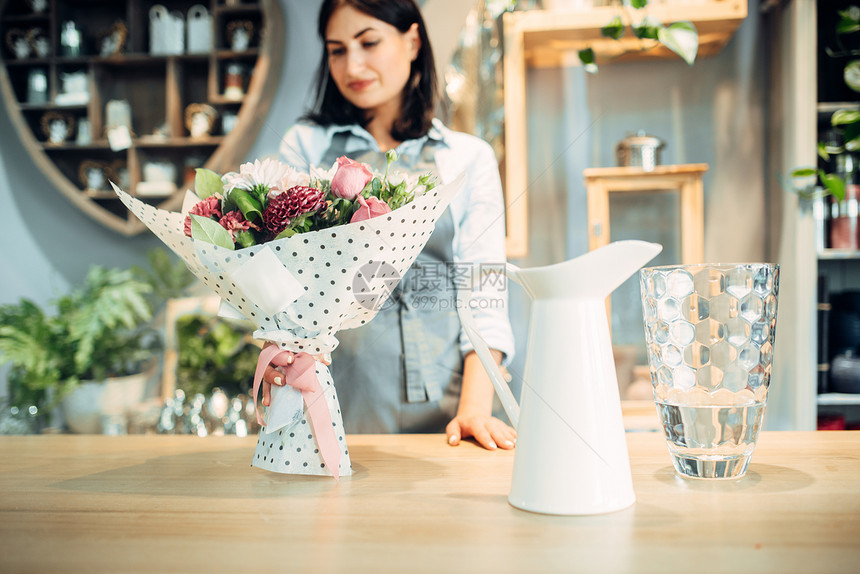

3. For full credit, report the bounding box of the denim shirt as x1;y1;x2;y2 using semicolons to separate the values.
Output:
280;119;515;364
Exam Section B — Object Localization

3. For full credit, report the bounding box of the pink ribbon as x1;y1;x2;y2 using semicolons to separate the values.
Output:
253;345;341;479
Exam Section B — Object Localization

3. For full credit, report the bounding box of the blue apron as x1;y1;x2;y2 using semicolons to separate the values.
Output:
323;133;463;433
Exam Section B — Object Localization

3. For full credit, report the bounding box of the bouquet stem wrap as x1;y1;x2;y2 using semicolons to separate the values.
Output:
252;347;342;478
112;172;463;478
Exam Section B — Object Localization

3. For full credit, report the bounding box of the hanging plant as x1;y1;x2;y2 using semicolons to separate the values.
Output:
577;0;699;73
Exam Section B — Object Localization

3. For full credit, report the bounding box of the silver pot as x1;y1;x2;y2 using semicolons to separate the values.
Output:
615;131;665;171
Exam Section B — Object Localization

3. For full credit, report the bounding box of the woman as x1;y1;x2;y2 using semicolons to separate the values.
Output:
264;0;515;451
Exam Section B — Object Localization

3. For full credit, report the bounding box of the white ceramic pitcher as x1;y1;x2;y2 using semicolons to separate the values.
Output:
457;240;662;515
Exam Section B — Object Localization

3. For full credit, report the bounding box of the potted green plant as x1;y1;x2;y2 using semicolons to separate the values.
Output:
174;312;259;398
0;266;156;432
0;250;194;432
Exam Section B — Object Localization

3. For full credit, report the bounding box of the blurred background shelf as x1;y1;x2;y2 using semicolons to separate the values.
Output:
0;0;283;236
818;393;860;406
819;249;860;260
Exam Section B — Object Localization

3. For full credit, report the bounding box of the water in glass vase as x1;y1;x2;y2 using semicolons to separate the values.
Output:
656;401;767;479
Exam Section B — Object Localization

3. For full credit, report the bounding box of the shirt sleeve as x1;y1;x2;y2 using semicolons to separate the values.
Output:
452;137;516;365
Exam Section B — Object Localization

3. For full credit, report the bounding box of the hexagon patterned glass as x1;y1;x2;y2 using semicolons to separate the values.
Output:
640;263;779;479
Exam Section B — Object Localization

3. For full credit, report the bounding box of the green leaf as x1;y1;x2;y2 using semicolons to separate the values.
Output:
786;167;820;200
832;109;860;127
386;180;409;210
821;173;846;201
361;179;374;197
221;192;238;214
631;0;647;8
66;267;154;374
276;211;319;237
229;189;263;222
790;167;818;179
293;212;315;231
837;12;860;35
601;16;624;40
235;230;257;248
372;178;382;196
578;48;598;74
194;168;223;199
316;178;332;199
341;198;358;224
274;228;297;239
250;184;269;206
0;302;60;383
419;173;437;192
633;19;661;40
845;60;860;92
844;120;860;152
817;142;831;162
190;214;234;250
658;21;698;65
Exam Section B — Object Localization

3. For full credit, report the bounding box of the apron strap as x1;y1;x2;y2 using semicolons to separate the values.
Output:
322;129;450;405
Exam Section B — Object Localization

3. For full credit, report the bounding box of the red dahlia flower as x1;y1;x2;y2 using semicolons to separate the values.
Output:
263;186;325;235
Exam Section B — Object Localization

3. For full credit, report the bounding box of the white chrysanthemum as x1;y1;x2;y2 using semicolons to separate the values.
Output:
222;158;291;193
310;162;338;183
268;166;311;198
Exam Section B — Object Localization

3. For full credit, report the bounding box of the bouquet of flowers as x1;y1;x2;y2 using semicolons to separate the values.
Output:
183;152;437;247
113;153;462;479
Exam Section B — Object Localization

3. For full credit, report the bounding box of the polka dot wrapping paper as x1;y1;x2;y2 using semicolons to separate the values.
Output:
253;362;352;478
112;173;463;477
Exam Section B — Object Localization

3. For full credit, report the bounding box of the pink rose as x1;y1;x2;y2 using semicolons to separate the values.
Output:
331;156;373;200
350;195;392;223
183;196;223;237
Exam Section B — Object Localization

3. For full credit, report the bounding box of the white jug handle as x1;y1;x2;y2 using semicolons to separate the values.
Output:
456;262;525;428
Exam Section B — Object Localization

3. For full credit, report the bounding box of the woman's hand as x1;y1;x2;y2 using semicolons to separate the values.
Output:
259;343;330;407
446;349;515;450
446;414;516;450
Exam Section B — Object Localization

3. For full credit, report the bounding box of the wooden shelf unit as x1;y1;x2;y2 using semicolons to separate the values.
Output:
810;2;860;428
507;2;747;69
501;0;747;258
0;0;283;236
214;2;264;16
583;164;707;261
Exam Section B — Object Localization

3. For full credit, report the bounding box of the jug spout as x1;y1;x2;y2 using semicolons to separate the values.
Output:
455;241;662;430
514;240;662;300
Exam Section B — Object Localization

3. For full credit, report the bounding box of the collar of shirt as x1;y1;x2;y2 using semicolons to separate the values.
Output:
321;118;450;157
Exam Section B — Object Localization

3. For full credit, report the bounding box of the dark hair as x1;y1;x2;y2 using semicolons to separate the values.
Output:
303;0;437;142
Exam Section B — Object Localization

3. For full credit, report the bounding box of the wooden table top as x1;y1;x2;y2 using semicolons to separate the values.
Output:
0;431;858;574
